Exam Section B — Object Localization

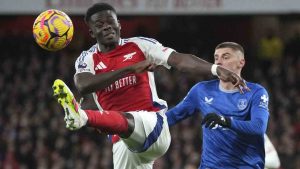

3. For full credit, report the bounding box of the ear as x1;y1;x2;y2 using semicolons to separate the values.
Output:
238;58;245;69
118;20;121;30
89;29;95;38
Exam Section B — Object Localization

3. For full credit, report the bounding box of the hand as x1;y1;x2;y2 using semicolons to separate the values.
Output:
147;63;158;72
201;113;231;129
130;60;156;73
217;66;250;93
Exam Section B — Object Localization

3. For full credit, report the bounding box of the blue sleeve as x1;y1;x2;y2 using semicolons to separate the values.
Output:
230;88;270;135
166;87;198;127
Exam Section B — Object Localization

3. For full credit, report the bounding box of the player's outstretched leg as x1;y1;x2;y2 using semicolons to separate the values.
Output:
52;79;88;130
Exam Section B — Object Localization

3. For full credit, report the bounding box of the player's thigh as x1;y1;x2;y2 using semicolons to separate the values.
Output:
122;110;171;160
113;141;153;169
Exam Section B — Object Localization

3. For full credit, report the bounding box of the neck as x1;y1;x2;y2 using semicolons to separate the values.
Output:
219;72;242;91
98;42;118;53
219;80;237;90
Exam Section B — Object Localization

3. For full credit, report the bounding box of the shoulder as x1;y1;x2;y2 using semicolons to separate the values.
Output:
76;44;97;62
126;36;161;45
191;79;219;91
185;80;218;99
246;82;268;94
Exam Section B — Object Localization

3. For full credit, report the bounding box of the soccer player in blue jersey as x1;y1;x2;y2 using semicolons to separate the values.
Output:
167;42;270;169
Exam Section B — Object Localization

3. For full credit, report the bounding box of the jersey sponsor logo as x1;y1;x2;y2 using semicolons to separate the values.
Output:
104;75;137;92
237;99;248;110
95;61;107;70
259;94;269;108
78;61;87;69
204;96;213;104
123;52;136;62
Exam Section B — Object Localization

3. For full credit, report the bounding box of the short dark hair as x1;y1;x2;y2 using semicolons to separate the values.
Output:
215;42;244;54
84;3;117;23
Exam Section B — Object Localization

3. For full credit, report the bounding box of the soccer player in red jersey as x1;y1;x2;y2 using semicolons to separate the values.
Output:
52;3;248;169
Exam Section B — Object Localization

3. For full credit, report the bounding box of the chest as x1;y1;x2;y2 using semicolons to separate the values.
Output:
93;43;145;73
198;92;252;119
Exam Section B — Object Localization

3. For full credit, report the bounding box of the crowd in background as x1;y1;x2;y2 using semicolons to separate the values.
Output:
0;16;300;169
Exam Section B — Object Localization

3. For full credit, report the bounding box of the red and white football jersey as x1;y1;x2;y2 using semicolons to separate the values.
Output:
75;37;175;112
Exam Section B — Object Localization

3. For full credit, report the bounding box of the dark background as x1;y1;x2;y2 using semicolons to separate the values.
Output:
0;14;299;169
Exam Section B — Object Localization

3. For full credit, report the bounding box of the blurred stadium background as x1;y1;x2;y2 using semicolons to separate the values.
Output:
1;0;300;169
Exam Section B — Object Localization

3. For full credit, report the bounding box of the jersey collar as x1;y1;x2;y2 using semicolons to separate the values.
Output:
97;38;123;52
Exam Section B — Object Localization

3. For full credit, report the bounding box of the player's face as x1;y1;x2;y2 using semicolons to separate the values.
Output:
214;47;245;75
88;10;121;46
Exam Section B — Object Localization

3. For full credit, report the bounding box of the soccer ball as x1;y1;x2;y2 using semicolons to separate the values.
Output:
33;9;74;51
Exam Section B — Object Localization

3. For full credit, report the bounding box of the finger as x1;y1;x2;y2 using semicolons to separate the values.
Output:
201;117;208;125
244;83;251;91
234;78;251;93
205;119;214;128
231;76;244;94
201;113;215;125
209;121;217;129
231;75;239;87
218;76;227;82
238;85;244;94
147;64;157;72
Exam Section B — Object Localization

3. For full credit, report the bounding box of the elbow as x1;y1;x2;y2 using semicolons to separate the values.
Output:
168;53;197;73
175;61;198;73
74;73;93;95
174;64;185;72
255;127;265;135
252;123;267;135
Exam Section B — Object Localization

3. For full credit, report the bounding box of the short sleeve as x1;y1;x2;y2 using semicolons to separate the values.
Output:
130;37;175;69
75;51;95;75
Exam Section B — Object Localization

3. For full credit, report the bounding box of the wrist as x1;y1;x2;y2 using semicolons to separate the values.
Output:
211;64;219;76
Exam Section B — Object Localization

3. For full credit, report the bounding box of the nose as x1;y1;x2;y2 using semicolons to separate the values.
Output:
103;23;112;31
215;58;223;66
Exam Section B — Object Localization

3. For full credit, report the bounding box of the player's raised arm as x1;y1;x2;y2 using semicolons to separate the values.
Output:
74;60;153;95
167;51;249;93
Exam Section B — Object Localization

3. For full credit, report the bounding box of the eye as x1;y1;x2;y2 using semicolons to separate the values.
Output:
95;21;104;28
107;19;117;26
96;24;103;28
223;54;230;60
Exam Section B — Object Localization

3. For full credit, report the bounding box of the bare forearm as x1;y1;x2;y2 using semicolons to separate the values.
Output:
74;67;132;95
168;52;212;75
80;94;98;110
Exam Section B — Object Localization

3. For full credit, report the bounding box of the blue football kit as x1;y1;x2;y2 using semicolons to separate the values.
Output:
167;79;269;169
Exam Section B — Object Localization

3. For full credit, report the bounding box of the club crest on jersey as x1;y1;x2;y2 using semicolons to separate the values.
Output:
123;52;136;62
237;99;248;110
